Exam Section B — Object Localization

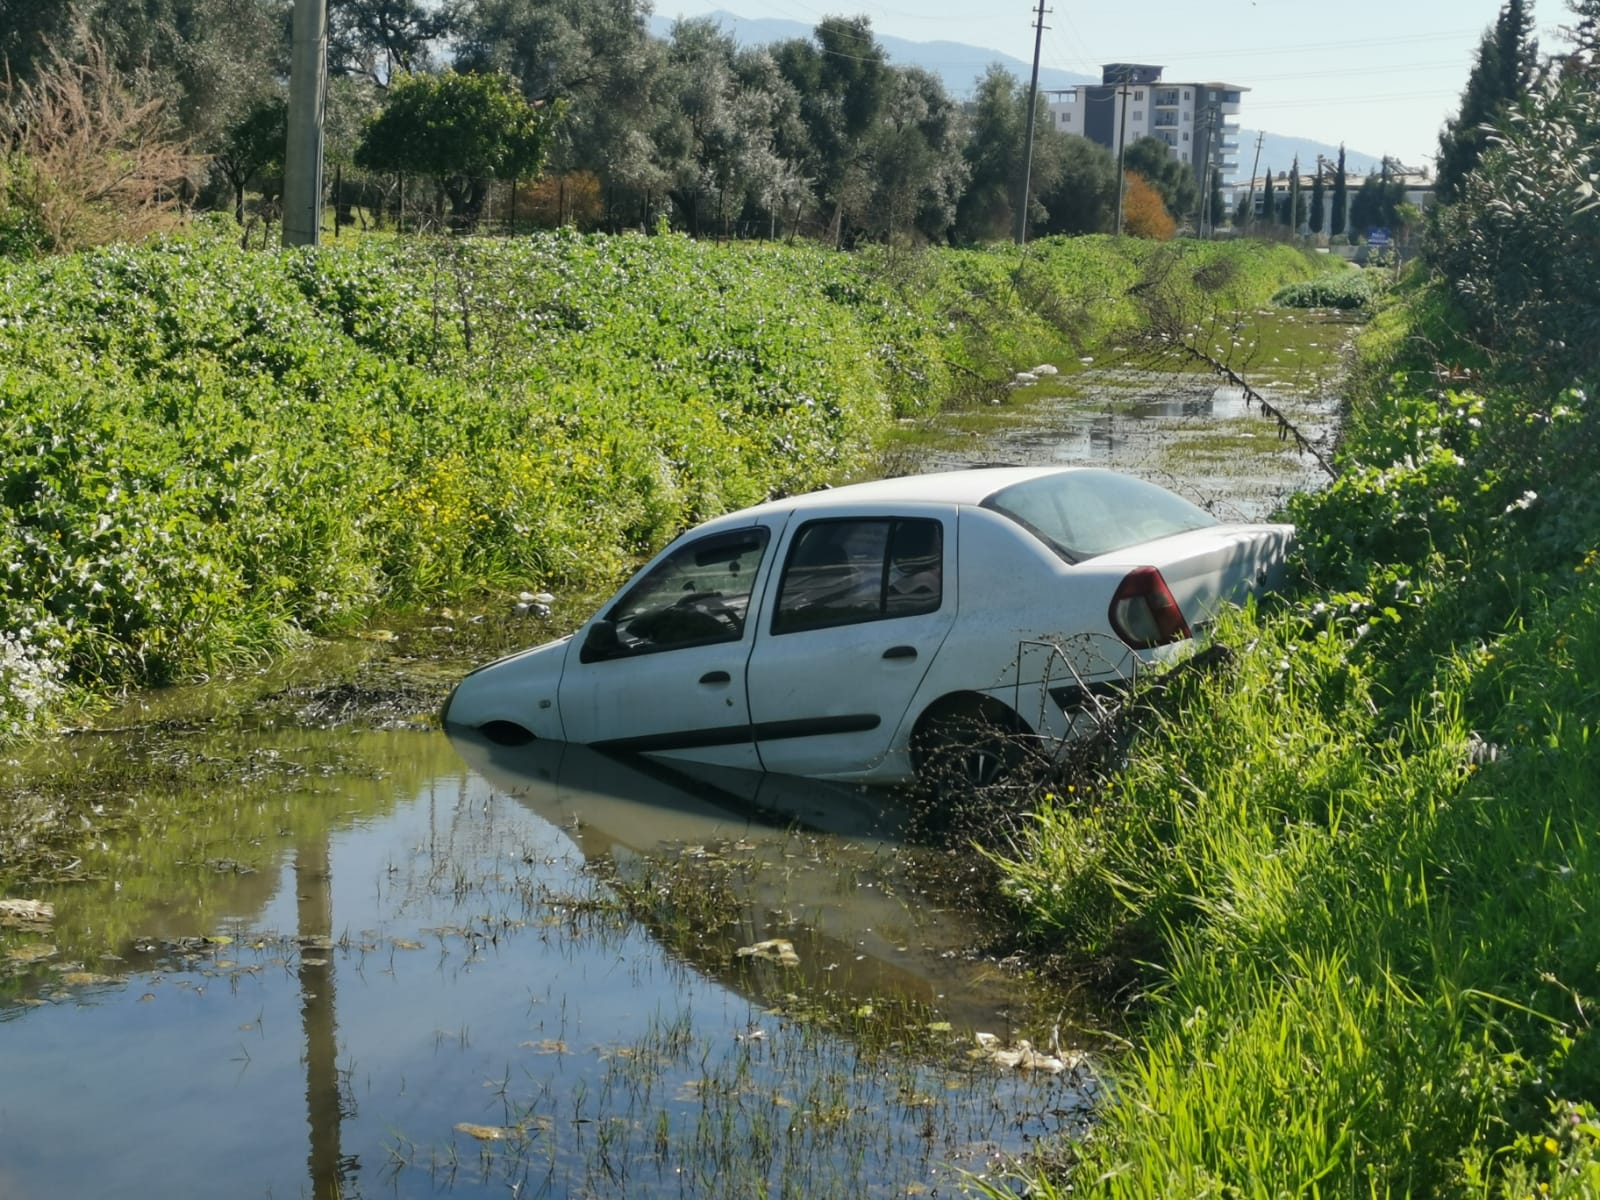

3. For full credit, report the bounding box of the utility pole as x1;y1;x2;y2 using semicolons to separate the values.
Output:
1113;80;1130;236
283;0;328;248
1199;97;1220;236
1243;130;1265;230
1013;0;1050;246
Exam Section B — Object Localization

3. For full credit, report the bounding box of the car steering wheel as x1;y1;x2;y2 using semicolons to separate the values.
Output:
673;590;743;635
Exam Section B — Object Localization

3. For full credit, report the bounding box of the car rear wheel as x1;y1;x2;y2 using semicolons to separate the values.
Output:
911;700;1030;796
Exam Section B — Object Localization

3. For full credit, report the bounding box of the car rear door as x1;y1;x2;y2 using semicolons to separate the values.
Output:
744;508;958;779
558;519;784;770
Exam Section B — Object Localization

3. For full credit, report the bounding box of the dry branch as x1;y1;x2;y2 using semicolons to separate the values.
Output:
1;33;201;252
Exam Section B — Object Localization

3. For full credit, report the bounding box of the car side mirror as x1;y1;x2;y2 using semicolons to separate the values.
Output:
580;618;620;663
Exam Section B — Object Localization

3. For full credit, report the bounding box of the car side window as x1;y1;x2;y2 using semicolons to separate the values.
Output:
885;519;943;616
582;528;769;661
773;518;942;634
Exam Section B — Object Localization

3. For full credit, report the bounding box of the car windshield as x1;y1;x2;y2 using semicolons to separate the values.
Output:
981;469;1217;561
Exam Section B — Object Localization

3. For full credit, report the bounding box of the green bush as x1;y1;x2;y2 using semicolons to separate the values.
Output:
1272;269;1382;309
1427;76;1600;388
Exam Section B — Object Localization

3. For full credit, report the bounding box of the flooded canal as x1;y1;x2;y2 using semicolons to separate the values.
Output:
0;663;1094;1199
0;305;1352;1198
883;306;1356;520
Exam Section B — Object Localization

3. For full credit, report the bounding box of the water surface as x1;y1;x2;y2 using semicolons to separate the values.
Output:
1;714;1092;1199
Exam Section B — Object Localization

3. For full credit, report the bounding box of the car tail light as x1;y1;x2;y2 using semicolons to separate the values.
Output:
1109;567;1191;648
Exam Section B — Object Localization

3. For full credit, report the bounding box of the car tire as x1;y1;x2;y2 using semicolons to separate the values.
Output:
912;702;1029;797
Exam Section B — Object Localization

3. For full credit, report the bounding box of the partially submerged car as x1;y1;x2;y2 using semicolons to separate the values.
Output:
442;466;1294;786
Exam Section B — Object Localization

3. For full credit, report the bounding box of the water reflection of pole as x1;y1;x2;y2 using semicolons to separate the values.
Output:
297;832;344;1199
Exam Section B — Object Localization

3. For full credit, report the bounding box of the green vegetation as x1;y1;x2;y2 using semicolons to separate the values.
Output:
0;230;1324;739
1272;271;1384;309
1436;0;1538;202
354;70;557;225
994;60;1600;1200
0;3;1232;251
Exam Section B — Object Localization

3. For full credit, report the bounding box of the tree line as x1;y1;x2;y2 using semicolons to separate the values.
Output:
2;0;1587;254
0;0;1219;248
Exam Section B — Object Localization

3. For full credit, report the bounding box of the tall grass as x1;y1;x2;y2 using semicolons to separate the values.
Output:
995;265;1600;1195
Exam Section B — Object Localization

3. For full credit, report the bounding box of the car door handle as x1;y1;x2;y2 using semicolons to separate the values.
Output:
882;645;917;661
699;670;732;684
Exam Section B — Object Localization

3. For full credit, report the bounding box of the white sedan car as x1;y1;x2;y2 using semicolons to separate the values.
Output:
442;466;1294;786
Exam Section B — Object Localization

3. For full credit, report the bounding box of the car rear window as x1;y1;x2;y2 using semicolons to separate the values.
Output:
772;518;943;634
981;470;1217;561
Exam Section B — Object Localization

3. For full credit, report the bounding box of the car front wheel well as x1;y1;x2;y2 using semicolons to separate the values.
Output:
478;720;536;747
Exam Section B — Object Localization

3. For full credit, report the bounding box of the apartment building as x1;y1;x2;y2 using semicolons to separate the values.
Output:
1044;64;1246;189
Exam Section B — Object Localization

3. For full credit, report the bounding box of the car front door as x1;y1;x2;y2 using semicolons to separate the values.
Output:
558;521;782;770
745;510;958;778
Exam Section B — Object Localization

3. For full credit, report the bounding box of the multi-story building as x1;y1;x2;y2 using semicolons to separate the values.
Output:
1044;64;1246;197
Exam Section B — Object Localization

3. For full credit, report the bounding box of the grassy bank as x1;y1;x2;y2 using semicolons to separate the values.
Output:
0;225;1323;737
996;261;1600;1195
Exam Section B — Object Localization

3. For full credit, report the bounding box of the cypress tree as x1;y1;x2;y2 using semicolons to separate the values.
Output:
1564;0;1600;61
1437;0;1538;202
1331;145;1348;237
1262;168;1275;228
1309;161;1326;235
1350;172;1382;234
1287;156;1301;230
1497;0;1539;97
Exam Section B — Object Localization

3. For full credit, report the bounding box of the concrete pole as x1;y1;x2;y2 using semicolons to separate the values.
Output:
1013;0;1049;246
1243;130;1265;230
1113;82;1130;236
283;0;328;248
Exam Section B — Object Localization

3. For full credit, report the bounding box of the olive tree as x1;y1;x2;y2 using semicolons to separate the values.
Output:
355;69;559;226
214;94;287;221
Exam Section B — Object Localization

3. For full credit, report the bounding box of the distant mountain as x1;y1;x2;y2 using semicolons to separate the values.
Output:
646;10;1094;97
646;11;1384;182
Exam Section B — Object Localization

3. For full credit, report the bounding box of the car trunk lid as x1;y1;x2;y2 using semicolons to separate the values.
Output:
1093;523;1295;643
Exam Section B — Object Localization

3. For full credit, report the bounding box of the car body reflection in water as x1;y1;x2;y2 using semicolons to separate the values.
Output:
0;723;1094;1200
449;729;1049;1029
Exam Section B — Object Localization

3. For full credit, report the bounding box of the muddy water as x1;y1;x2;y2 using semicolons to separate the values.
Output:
0;306;1350;1198
883;306;1356;520
0;664;1092;1199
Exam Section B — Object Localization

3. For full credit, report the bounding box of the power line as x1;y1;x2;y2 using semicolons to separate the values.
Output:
1226;59;1467;83
1113;27;1489;61
1255;89;1463;108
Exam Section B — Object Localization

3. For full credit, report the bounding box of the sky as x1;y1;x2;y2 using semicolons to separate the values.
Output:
656;0;1573;169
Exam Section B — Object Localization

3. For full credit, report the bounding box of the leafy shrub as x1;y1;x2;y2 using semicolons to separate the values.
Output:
1121;171;1176;240
1272;270;1381;309
1427;75;1600;387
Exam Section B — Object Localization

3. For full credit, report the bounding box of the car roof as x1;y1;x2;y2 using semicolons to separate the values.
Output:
705;465;1098;529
